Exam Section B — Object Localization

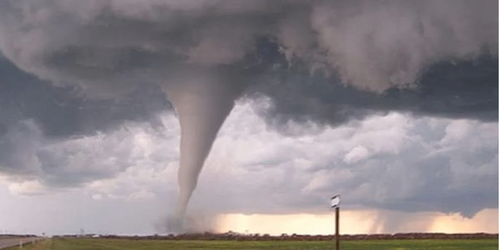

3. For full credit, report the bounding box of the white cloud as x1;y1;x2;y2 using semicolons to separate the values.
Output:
191;101;497;216
8;179;49;196
0;100;496;222
91;194;103;200
129;190;156;200
440;119;474;146
344;146;370;164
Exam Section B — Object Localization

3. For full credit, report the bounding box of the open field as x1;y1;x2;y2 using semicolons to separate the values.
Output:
4;239;50;250
23;237;498;250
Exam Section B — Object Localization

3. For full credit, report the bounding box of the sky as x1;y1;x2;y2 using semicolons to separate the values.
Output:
0;102;497;235
0;0;498;235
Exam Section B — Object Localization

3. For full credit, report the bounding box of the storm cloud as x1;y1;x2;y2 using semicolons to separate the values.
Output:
249;53;498;134
0;0;497;219
0;0;496;130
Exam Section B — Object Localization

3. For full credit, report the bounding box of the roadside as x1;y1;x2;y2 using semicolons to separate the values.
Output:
2;238;47;250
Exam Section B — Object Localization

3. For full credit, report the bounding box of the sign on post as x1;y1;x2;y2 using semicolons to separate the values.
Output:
330;195;341;250
330;195;340;208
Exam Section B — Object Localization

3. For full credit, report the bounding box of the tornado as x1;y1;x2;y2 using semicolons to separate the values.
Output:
163;69;243;231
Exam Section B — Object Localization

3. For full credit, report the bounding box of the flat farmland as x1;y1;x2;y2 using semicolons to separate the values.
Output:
23;237;498;250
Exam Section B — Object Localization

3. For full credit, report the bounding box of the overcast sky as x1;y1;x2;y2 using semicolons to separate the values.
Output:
0;101;497;235
0;0;497;235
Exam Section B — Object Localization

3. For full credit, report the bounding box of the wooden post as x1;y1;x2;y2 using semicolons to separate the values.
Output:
330;194;341;250
335;206;340;250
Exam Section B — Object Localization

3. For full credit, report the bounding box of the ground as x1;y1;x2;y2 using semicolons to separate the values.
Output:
11;238;498;250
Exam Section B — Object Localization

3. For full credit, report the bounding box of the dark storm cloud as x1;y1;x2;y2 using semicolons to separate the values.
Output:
0;0;496;92
0;40;497;141
0;0;496;131
247;51;498;132
0;0;496;218
0;58;171;184
0;58;171;139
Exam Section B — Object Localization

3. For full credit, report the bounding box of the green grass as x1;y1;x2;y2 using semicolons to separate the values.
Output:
37;238;498;250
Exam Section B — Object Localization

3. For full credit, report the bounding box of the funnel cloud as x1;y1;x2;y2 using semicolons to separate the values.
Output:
163;69;245;228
